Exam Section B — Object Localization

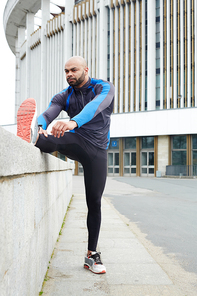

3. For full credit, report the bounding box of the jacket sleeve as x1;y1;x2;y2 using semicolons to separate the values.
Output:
71;80;115;128
37;88;68;130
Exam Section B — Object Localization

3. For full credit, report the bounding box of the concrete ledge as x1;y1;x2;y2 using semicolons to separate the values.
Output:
0;126;73;177
0;127;74;296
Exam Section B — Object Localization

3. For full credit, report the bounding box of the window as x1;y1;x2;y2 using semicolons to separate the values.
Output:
124;137;136;149
171;136;187;165
142;137;154;149
192;135;197;165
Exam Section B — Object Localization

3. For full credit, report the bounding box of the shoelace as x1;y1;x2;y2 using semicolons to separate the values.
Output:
90;252;103;265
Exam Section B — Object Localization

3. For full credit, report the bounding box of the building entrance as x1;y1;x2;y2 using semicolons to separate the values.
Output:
108;152;119;175
141;151;154;176
124;152;136;175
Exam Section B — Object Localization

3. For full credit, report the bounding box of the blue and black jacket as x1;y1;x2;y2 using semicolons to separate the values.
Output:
37;77;115;150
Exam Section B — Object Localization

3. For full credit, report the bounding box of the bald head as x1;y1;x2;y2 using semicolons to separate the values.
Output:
64;56;89;88
65;56;87;69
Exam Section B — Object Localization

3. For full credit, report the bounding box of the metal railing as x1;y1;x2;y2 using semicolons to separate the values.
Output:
166;165;197;177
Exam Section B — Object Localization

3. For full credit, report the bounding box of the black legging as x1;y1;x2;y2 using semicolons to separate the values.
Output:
35;132;107;251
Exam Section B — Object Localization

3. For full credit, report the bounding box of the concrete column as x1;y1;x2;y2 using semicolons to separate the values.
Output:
96;11;100;77
114;6;119;114
135;0;140;112
80;20;84;57
125;3;129;113
15;27;25;120
88;18;92;76
92;16;96;78
130;1;134;112
76;22;80;55
119;5;124;113
110;8;114;83
40;0;50;113
180;0;184;108
84;18;88;62
166;0;170;109
173;0;177;109
26;13;34;99
160;1;164;109
99;0;108;80
141;0;145;112
147;0;155;110
195;0;197;106
64;0;74;88
187;0;191;107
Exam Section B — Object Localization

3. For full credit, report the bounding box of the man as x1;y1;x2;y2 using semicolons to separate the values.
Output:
17;56;115;274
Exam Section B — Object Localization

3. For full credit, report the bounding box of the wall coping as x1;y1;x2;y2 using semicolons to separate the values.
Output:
0;126;74;178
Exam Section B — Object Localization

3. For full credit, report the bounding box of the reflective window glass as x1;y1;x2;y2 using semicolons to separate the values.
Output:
149;152;154;166
156;32;160;42
131;153;136;165
192;135;197;149
156;59;160;68
142;152;147;166
124;153;130;166
193;151;197;165
125;137;136;149
115;168;119;174
172;151;186;165
115;153;119;166
149;168;154;174
156;87;160;99
108;153;113;166
156;48;160;59
142;137;154;149
156;75;160;87
124;168;130;174
172;136;186;149
108;168;113;174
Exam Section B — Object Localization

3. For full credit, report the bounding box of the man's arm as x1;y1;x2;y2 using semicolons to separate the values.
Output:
71;80;114;128
37;88;69;130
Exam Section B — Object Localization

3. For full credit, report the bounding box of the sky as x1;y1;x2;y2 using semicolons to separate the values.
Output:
0;0;15;125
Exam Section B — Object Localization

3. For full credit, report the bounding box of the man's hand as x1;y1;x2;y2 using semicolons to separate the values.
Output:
38;127;48;138
51;121;78;138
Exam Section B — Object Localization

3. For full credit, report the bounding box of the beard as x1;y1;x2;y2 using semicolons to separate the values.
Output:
67;71;85;87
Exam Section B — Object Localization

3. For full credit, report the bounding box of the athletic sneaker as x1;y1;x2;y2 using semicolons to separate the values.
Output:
84;252;106;274
17;98;38;144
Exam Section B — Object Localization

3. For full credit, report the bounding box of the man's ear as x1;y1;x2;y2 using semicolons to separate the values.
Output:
85;67;89;75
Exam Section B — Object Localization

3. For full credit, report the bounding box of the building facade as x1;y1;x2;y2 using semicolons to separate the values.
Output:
3;0;197;177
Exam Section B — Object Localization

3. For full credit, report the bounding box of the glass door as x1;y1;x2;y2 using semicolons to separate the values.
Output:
108;152;119;175
141;151;154;176
124;152;136;175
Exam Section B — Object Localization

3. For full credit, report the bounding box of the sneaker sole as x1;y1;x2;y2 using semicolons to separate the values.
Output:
17;98;36;143
84;264;106;274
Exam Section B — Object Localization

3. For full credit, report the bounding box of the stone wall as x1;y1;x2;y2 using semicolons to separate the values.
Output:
0;126;74;296
158;135;169;176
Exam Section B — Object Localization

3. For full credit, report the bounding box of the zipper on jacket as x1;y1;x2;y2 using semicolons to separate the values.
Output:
80;90;85;107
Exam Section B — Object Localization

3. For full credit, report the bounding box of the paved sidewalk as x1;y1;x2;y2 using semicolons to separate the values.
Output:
41;177;196;296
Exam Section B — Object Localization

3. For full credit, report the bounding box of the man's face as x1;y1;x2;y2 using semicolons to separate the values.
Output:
64;61;88;88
